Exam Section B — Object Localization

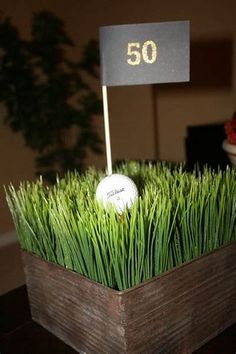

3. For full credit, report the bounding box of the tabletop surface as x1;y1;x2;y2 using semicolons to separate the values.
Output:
0;286;236;354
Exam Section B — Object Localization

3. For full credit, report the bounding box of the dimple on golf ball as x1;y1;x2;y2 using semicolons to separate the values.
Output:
96;174;138;213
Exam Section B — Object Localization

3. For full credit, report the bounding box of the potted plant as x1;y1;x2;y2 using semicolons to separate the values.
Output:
0;11;102;182
222;111;236;166
6;162;236;353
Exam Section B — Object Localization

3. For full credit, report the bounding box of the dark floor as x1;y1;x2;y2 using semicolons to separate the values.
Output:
0;286;236;354
0;242;25;295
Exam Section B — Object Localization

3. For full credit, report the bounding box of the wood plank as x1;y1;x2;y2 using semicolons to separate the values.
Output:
22;241;236;354
22;252;126;353
121;241;236;353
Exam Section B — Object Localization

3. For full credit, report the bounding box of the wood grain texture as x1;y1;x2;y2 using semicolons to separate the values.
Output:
22;252;126;354
121;241;236;353
22;241;236;354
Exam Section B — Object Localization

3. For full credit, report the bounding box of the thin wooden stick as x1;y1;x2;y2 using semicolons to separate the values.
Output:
102;85;112;175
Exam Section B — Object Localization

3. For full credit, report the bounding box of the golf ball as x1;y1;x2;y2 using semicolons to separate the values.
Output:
96;174;138;213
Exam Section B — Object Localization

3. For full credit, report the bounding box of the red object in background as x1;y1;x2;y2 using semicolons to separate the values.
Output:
224;111;236;145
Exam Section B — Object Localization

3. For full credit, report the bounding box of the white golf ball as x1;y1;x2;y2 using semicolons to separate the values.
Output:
96;174;138;213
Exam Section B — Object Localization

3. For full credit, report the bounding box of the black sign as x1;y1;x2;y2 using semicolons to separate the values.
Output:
99;21;190;87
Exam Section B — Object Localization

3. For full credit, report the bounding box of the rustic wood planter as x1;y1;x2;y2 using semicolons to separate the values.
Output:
22;241;236;354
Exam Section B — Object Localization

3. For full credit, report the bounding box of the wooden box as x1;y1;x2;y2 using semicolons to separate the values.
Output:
22;241;236;354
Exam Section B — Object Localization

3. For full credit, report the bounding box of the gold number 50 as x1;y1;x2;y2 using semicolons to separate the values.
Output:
127;40;157;66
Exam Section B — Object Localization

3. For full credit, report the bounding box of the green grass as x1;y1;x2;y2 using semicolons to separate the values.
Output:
5;162;236;290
